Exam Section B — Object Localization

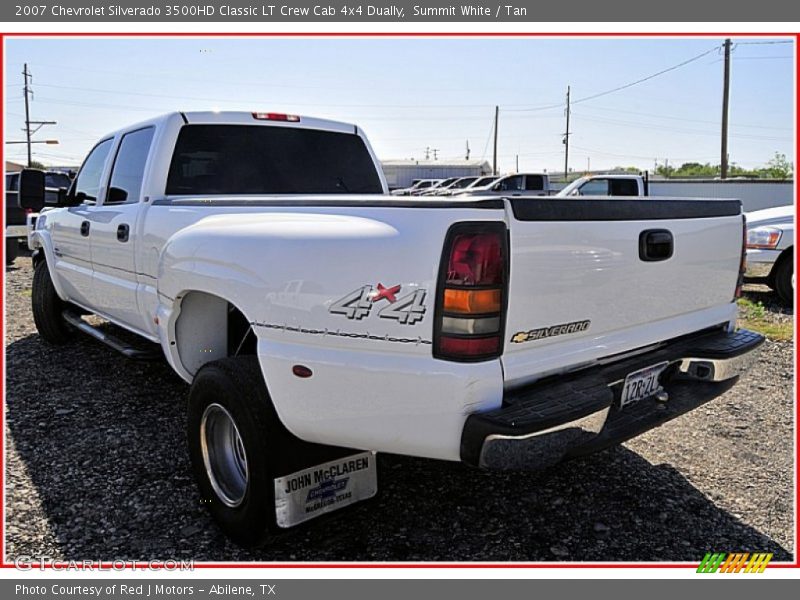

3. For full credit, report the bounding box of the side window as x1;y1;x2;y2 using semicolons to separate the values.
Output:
498;175;523;191
106;127;155;204
6;174;19;191
524;175;545;191
578;179;610;196
610;179;640;196
73;139;114;203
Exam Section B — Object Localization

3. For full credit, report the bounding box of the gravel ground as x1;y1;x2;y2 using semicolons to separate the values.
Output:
3;255;795;563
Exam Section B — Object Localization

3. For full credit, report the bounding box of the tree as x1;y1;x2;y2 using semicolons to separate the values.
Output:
29;160;46;170
762;152;793;180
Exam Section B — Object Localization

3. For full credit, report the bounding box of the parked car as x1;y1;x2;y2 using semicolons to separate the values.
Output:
429;176;482;196
5;170;73;263
418;177;459;196
556;174;647;197
744;204;794;305
390;178;442;196
23;111;762;546
457;172;550;197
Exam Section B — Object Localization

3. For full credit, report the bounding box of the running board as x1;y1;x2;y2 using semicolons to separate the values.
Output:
62;310;162;361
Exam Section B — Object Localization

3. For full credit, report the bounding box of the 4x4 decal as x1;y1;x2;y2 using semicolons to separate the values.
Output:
329;284;426;325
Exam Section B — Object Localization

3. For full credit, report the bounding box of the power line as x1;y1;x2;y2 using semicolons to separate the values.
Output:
571;45;722;105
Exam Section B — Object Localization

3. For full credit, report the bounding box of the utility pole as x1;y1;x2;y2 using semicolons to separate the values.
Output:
424;146;431;161
20;63;57;167
515;154;519;172
23;63;32;167
432;148;439;161
721;38;732;179
465;140;470;161
563;86;571;182
492;105;499;175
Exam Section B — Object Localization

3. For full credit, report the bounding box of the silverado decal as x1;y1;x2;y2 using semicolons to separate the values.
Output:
329;284;427;325
511;320;591;344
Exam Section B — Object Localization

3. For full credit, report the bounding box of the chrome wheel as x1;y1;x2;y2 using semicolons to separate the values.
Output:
200;403;249;508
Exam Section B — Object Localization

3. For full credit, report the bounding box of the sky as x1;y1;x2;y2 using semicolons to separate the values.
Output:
3;37;795;173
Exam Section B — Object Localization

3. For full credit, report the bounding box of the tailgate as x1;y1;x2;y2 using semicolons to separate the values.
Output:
501;198;743;388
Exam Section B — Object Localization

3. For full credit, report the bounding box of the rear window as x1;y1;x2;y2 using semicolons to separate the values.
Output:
166;125;383;195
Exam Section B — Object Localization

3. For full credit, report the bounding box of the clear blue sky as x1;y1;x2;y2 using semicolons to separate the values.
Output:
4;37;795;173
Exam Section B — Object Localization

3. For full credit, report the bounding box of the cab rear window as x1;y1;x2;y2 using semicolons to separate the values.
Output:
166;125;383;195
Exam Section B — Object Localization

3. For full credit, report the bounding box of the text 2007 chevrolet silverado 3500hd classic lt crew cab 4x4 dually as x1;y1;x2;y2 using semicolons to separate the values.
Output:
20;111;763;546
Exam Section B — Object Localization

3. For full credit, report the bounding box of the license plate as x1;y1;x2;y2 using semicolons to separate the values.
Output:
619;362;669;409
274;451;377;528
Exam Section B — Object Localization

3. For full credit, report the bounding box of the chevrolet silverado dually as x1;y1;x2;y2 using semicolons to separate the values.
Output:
19;111;763;545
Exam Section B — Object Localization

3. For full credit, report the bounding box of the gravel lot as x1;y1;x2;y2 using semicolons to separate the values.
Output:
4;254;795;563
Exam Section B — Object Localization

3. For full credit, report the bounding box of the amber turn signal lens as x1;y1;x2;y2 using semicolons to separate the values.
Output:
443;288;502;314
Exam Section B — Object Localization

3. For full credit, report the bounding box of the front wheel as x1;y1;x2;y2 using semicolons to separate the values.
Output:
31;260;74;344
773;256;794;307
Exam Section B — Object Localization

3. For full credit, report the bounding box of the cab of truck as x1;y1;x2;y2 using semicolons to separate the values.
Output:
556;173;646;197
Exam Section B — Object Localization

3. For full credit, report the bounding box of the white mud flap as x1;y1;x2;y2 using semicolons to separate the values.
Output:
273;451;378;528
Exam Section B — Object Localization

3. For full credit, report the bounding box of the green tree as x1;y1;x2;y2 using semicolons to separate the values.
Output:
762;152;793;179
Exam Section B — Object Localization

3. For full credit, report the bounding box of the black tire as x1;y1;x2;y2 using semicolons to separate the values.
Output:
773;255;794;307
31;260;74;344
188;356;356;546
5;237;17;266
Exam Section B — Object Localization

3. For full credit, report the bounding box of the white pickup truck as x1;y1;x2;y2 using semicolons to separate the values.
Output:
21;111;763;546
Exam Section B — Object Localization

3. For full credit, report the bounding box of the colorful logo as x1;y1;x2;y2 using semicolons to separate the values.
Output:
696;552;773;573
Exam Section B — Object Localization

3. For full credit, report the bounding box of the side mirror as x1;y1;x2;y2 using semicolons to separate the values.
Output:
107;187;128;203
18;169;46;212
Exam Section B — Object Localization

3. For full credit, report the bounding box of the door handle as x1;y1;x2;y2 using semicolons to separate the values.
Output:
117;224;130;243
639;229;674;262
80;221;90;237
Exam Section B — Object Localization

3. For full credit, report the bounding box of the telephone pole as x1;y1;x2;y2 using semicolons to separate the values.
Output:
23;63;32;166
20;63;57;167
492;105;499;175
465;140;470;160
563;86;571;181
720;38;732;179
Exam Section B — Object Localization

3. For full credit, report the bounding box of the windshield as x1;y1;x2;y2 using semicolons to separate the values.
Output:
45;173;72;189
469;176;498;189
451;177;478;189
166;125;383;195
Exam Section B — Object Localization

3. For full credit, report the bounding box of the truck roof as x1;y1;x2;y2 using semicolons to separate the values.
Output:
100;111;360;141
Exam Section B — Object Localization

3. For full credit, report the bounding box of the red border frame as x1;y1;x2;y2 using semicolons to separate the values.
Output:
0;30;797;571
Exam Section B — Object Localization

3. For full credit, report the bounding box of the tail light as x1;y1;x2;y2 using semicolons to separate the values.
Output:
434;222;509;361
735;214;747;299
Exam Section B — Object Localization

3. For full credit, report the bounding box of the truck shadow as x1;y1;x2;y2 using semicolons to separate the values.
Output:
4;332;793;563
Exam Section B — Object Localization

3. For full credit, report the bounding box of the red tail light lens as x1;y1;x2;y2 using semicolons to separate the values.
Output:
447;232;504;286
434;222;508;362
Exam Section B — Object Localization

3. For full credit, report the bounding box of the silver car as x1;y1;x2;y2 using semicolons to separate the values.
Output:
744;204;794;305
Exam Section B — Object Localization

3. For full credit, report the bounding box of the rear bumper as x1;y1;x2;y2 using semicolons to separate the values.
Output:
461;328;764;470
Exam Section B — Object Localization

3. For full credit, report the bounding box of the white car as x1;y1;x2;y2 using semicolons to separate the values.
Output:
22;110;763;546
744;205;794;305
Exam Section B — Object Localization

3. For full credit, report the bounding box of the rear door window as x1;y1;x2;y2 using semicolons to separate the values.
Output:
106;127;155;204
610;178;640;196
524;175;545;191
